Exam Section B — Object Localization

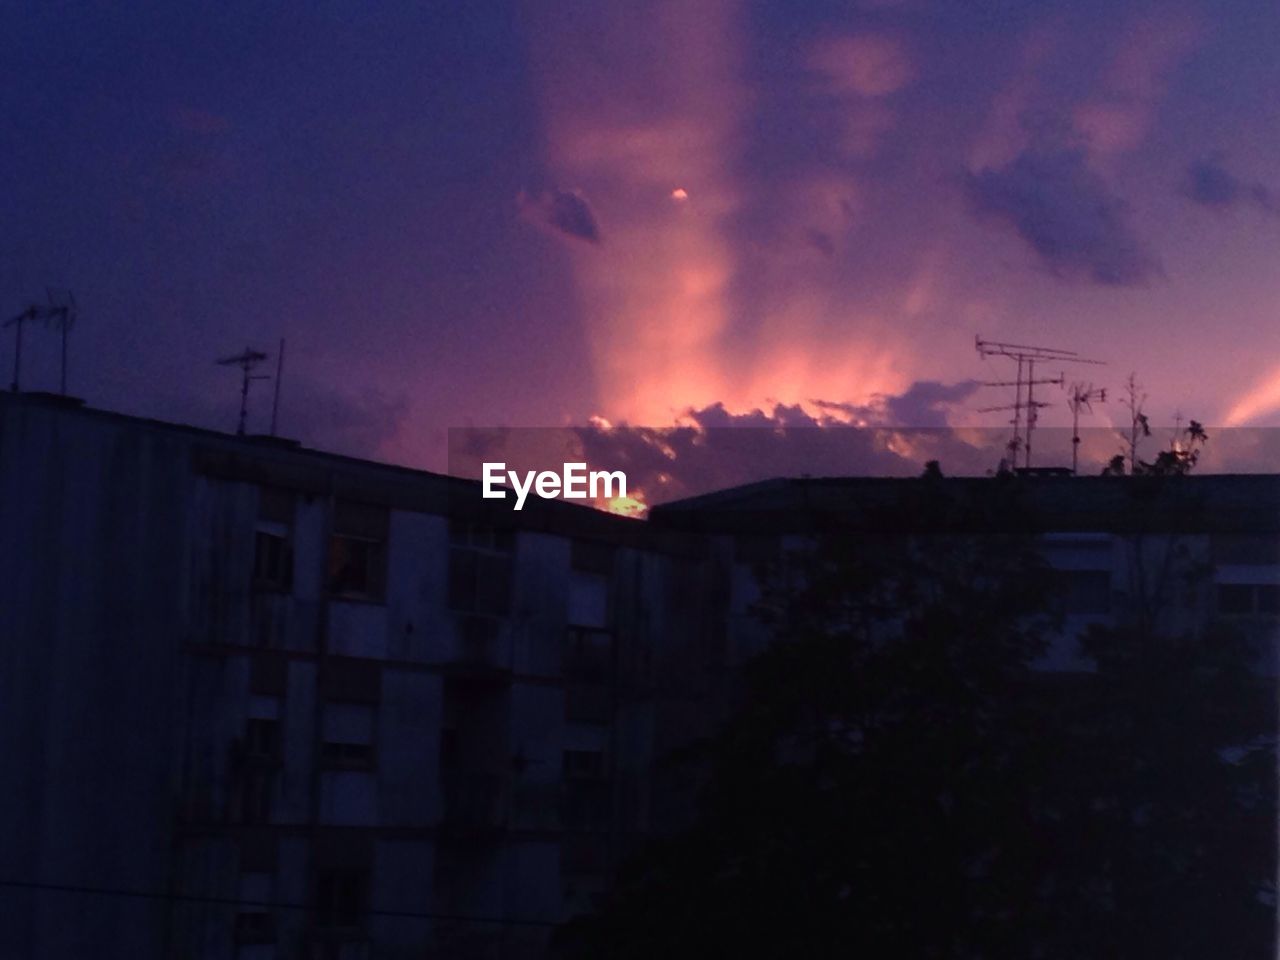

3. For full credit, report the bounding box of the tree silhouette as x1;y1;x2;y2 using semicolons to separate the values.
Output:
556;485;1275;959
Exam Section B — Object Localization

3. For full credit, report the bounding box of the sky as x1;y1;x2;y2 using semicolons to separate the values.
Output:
2;0;1279;480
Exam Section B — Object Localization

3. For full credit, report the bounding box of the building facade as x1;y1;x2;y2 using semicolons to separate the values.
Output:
0;393;722;960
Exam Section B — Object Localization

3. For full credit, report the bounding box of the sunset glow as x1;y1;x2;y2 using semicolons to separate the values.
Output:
1;1;1277;468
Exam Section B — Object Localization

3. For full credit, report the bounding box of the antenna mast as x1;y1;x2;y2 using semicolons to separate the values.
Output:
269;338;285;437
5;304;40;392
44;289;79;395
975;336;1104;470
217;346;271;436
1068;383;1107;475
5;293;78;394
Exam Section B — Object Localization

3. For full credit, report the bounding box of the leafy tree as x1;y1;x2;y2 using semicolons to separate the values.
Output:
555;484;1275;959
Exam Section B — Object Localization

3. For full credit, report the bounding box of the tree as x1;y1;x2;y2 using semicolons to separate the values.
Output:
556;484;1275;959
1103;396;1207;477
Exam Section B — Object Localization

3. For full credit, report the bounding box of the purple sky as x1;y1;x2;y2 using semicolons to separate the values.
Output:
3;1;1278;475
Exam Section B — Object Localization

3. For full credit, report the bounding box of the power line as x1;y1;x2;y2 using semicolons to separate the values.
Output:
0;877;559;928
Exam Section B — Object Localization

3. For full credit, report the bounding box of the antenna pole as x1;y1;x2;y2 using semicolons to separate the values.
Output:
976;335;1103;470
1011;357;1024;463
1068;383;1107;475
217;346;271;436
11;314;22;393
237;363;250;435
1072;393;1080;475
5;306;40;393
1025;359;1035;469
270;338;285;437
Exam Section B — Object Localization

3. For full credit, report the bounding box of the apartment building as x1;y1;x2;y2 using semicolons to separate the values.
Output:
0;392;723;960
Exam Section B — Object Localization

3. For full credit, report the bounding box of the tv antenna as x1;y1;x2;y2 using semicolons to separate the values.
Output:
217;346;270;436
1068;383;1107;475
43;289;79;396
5;303;41;392
5;293;77;394
975;336;1104;470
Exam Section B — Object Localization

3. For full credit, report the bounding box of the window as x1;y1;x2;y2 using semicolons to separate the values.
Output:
568;572;608;628
328;536;384;599
1218;583;1280;617
564;628;612;684
232;767;275;825
320;703;375;770
448;522;514;616
245;718;281;763
1211;535;1280;565
1259;585;1280;615
235;872;275;945
564;629;612;723
450;519;515;552
314;869;367;932
253;529;292;591
328;502;388;601
232;716;281;824
565;686;612;724
234;909;274;944
253;488;295;592
571;539;615;574
562;751;611;832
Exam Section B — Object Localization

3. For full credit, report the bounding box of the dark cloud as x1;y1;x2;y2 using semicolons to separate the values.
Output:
447;390;1280;511
518;188;602;244
966;146;1160;286
444;383;1001;510
565;383;999;505
1183;157;1277;216
272;382;410;458
815;380;982;428
572;412;1009;507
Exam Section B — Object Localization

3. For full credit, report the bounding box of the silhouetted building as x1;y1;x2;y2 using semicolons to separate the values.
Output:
651;473;1280;676
2;392;1278;959
0;392;720;960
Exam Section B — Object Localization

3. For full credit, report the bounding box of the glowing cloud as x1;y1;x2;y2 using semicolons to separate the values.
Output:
1224;366;1280;426
527;0;744;423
